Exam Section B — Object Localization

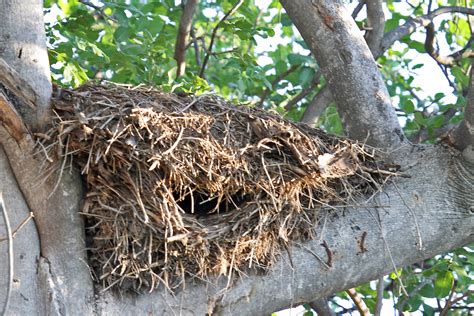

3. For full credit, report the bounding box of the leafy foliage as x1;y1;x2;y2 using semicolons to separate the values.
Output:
44;0;473;314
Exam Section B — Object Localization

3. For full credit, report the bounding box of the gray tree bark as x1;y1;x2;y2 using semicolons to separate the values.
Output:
0;1;473;316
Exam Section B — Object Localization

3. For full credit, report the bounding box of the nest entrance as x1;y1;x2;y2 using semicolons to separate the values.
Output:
174;190;248;216
40;83;395;293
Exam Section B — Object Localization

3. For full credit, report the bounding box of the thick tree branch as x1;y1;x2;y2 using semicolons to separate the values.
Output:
175;0;199;78
281;0;404;149
379;6;474;57
365;0;385;53
96;145;474;315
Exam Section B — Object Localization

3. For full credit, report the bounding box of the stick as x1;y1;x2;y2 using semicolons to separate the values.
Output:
0;193;13;316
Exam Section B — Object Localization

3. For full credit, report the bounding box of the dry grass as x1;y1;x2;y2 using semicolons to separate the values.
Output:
39;83;395;293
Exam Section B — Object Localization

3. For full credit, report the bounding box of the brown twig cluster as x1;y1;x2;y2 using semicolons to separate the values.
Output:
39;83;395;293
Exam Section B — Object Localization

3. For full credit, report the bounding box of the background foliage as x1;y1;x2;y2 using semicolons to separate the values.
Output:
44;0;473;314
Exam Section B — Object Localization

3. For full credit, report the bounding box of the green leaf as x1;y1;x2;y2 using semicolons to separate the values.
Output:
434;271;454;298
423;303;435;316
401;100;415;113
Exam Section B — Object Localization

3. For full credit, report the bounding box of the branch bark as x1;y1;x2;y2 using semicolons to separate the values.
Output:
379;6;474;57
365;0;385;53
451;68;474;161
424;24;473;66
0;0;52;130
175;0;199;78
280;0;404;149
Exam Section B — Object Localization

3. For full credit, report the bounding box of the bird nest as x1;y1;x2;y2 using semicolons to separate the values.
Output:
39;83;395;293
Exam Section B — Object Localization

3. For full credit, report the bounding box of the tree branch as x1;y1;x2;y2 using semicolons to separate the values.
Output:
199;0;244;78
346;288;370;316
300;85;332;124
308;297;335;316
257;64;300;108
451;68;474;160
365;0;385;53
351;1;366;19
174;0;199;78
280;0;404;148
284;69;322;111
425;23;474;66
379;6;474;57
374;276;384;316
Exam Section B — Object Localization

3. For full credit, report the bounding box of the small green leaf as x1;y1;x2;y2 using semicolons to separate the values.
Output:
434;271;454;298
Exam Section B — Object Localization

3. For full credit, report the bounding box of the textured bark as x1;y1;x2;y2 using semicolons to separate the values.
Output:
0;0;51;130
0;1;93;315
280;0;405;149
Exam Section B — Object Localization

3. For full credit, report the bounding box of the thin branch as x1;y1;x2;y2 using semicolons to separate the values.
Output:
0;193;13;316
257;64;300;108
284;69;322;111
365;0;385;53
351;1;366;19
380;6;474;56
425;23;474;66
174;0;199;78
190;27;201;67
199;0;244;78
346;288;370;316
300;85;333;125
0;212;34;242
374;276;384;316
410;107;458;143
78;0;118;23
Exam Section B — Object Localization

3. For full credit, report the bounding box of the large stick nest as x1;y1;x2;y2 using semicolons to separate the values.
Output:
39;83;395;293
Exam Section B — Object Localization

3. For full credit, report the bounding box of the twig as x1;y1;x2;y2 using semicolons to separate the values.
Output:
346;288;370;316
0;193;13;316
78;0;118;23
198;0;244;78
257;64;300;108
284;69;322;111
0;212;34;242
174;0;199;78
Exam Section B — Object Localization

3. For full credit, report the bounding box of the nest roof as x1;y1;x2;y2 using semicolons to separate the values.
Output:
40;83;394;293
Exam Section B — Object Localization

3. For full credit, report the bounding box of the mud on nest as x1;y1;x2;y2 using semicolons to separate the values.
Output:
38;83;396;293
